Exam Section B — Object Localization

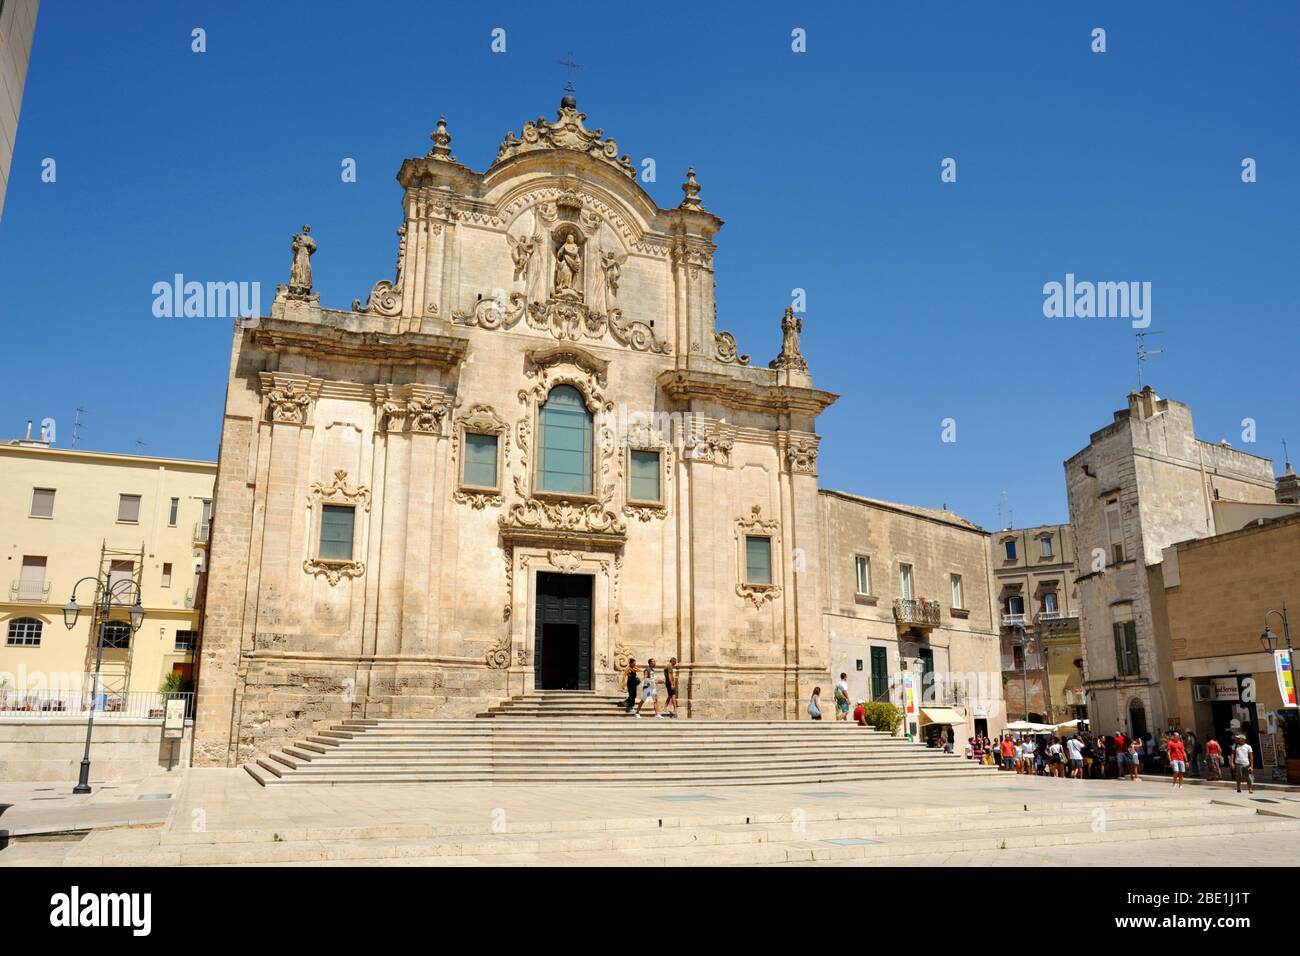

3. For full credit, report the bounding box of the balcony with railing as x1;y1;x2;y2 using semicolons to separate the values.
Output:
1001;612;1026;628
893;597;942;629
193;520;210;547
9;579;51;603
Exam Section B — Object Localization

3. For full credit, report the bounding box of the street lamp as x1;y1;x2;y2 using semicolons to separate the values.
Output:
1013;622;1035;722
64;574;145;794
1260;603;1292;657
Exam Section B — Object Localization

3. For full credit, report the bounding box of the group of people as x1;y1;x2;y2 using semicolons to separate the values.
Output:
807;673;874;725
976;727;1258;794
620;657;679;718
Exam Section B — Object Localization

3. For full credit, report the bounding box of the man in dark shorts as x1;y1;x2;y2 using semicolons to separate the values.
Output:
663;657;679;717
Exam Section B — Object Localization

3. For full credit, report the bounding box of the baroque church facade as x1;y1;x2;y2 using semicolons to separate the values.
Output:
193;96;1003;765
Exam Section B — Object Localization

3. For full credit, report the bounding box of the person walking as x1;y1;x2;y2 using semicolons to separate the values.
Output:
1206;736;1224;781
621;657;639;714
1232;734;1255;794
1166;732;1187;788
807;686;823;721
634;658;663;719
662;658;679;717
834;673;851;721
1186;729;1200;776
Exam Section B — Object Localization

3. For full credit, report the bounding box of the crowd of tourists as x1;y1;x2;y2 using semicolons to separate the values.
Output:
965;726;1258;794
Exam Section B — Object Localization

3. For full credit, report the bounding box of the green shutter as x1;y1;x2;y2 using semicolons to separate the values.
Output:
1113;623;1127;675
1124;622;1141;676
870;646;888;701
319;505;355;560
629;450;660;502
745;536;772;584
463;433;499;488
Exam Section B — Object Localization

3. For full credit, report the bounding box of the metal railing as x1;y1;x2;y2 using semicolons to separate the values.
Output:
0;689;194;720
1035;609;1078;622
8;579;51;603
893;598;942;627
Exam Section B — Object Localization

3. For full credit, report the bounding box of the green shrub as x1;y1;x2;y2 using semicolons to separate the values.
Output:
863;702;902;735
160;672;183;695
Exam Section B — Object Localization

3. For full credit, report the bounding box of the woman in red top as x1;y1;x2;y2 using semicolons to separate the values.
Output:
1205;737;1223;780
1166;732;1187;788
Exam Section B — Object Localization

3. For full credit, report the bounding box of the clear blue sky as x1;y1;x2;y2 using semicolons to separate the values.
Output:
2;1;1296;530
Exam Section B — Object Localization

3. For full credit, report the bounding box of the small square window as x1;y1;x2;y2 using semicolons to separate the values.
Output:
117;494;142;523
745;536;772;585
463;433;499;489
319;505;356;561
629;450;661;503
950;574;963;609
175;630;197;652
30;488;55;517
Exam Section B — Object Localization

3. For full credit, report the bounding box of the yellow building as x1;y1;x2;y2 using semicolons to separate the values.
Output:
0;439;215;707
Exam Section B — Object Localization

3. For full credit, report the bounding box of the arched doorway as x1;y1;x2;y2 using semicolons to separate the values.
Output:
1128;698;1148;739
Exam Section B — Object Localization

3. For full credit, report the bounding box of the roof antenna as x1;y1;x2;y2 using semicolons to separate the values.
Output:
1136;330;1164;389
72;406;85;448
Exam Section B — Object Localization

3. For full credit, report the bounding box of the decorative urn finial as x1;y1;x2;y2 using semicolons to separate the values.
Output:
428;115;456;162
680;167;703;210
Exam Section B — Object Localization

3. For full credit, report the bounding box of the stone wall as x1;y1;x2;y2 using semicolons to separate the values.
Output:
0;717;191;782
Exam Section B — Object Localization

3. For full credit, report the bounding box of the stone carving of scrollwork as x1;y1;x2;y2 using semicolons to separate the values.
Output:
266;381;311;424
736;582;781;609
547;550;583;572
309;469;372;512
714;331;750;366
500;495;627;537
408;395;449;435
454;292;528;331
303;558;365;587
454;490;504;510
614;643;633;672
353;225;406;316
785;438;819;476
684;427;734;465
503;546;514;621
486;634;511;669
622;503;667;522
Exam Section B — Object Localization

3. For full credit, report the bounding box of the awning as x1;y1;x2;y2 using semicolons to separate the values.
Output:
919;707;965;726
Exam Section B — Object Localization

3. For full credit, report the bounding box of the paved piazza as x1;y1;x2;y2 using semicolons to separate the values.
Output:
2;770;1299;866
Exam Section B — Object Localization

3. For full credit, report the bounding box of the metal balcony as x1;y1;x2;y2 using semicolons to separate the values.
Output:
8;580;51;603
893;598;941;628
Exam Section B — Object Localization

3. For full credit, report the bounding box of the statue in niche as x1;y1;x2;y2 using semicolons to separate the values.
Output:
553;230;583;299
289;225;316;291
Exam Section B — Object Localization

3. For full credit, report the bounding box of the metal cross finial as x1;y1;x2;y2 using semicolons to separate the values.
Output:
557;51;583;94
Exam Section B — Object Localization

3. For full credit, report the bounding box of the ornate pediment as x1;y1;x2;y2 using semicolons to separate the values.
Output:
493;97;636;180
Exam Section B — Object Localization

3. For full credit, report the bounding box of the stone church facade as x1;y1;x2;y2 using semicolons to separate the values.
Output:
192;97;1001;766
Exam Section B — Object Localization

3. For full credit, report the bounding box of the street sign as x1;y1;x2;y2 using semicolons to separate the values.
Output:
163;698;186;740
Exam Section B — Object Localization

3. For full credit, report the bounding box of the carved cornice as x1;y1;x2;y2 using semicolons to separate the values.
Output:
657;369;838;417
308;469;372;512
498;492;627;553
251;316;468;369
525;345;609;386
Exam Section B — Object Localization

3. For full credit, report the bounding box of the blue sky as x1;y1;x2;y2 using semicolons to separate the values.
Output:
1;1;1296;529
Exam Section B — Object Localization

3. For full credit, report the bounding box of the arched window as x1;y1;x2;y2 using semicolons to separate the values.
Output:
538;385;592;494
6;617;43;646
101;621;132;649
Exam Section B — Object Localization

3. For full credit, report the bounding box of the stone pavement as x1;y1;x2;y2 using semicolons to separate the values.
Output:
0;774;176;837
2;767;1299;866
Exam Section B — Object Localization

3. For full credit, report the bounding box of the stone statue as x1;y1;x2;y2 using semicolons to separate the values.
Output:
289;225;316;291
507;233;538;282
553;231;582;297
768;306;809;372
593;249;626;315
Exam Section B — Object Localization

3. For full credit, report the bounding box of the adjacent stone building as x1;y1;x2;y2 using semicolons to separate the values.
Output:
1161;511;1300;783
194;97;1004;765
990;523;1082;724
0;0;39;221
1064;387;1279;737
820;491;1003;743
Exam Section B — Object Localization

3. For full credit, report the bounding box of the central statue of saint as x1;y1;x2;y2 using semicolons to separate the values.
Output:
553;231;582;296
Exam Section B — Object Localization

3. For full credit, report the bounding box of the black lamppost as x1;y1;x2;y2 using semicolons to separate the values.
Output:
63;575;145;794
1013;622;1034;721
1260;603;1293;658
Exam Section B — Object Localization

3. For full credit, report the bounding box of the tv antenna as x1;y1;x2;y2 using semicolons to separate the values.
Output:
72;406;85;448
998;490;1013;531
1136;331;1164;388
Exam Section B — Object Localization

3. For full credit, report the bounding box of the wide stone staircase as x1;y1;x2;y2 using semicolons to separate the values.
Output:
244;692;996;787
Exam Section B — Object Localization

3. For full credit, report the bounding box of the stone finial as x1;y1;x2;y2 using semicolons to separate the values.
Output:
428;115;457;162
768;306;809;373
680;167;703;210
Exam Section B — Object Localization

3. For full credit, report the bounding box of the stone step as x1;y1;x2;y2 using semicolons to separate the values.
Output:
270;754;974;772
109;805;1297;865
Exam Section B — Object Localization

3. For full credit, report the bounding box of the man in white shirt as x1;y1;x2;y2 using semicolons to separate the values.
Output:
1066;735;1085;778
1233;734;1255;795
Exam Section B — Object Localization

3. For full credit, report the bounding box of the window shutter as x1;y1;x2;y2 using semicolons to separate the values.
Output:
1113;623;1127;676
